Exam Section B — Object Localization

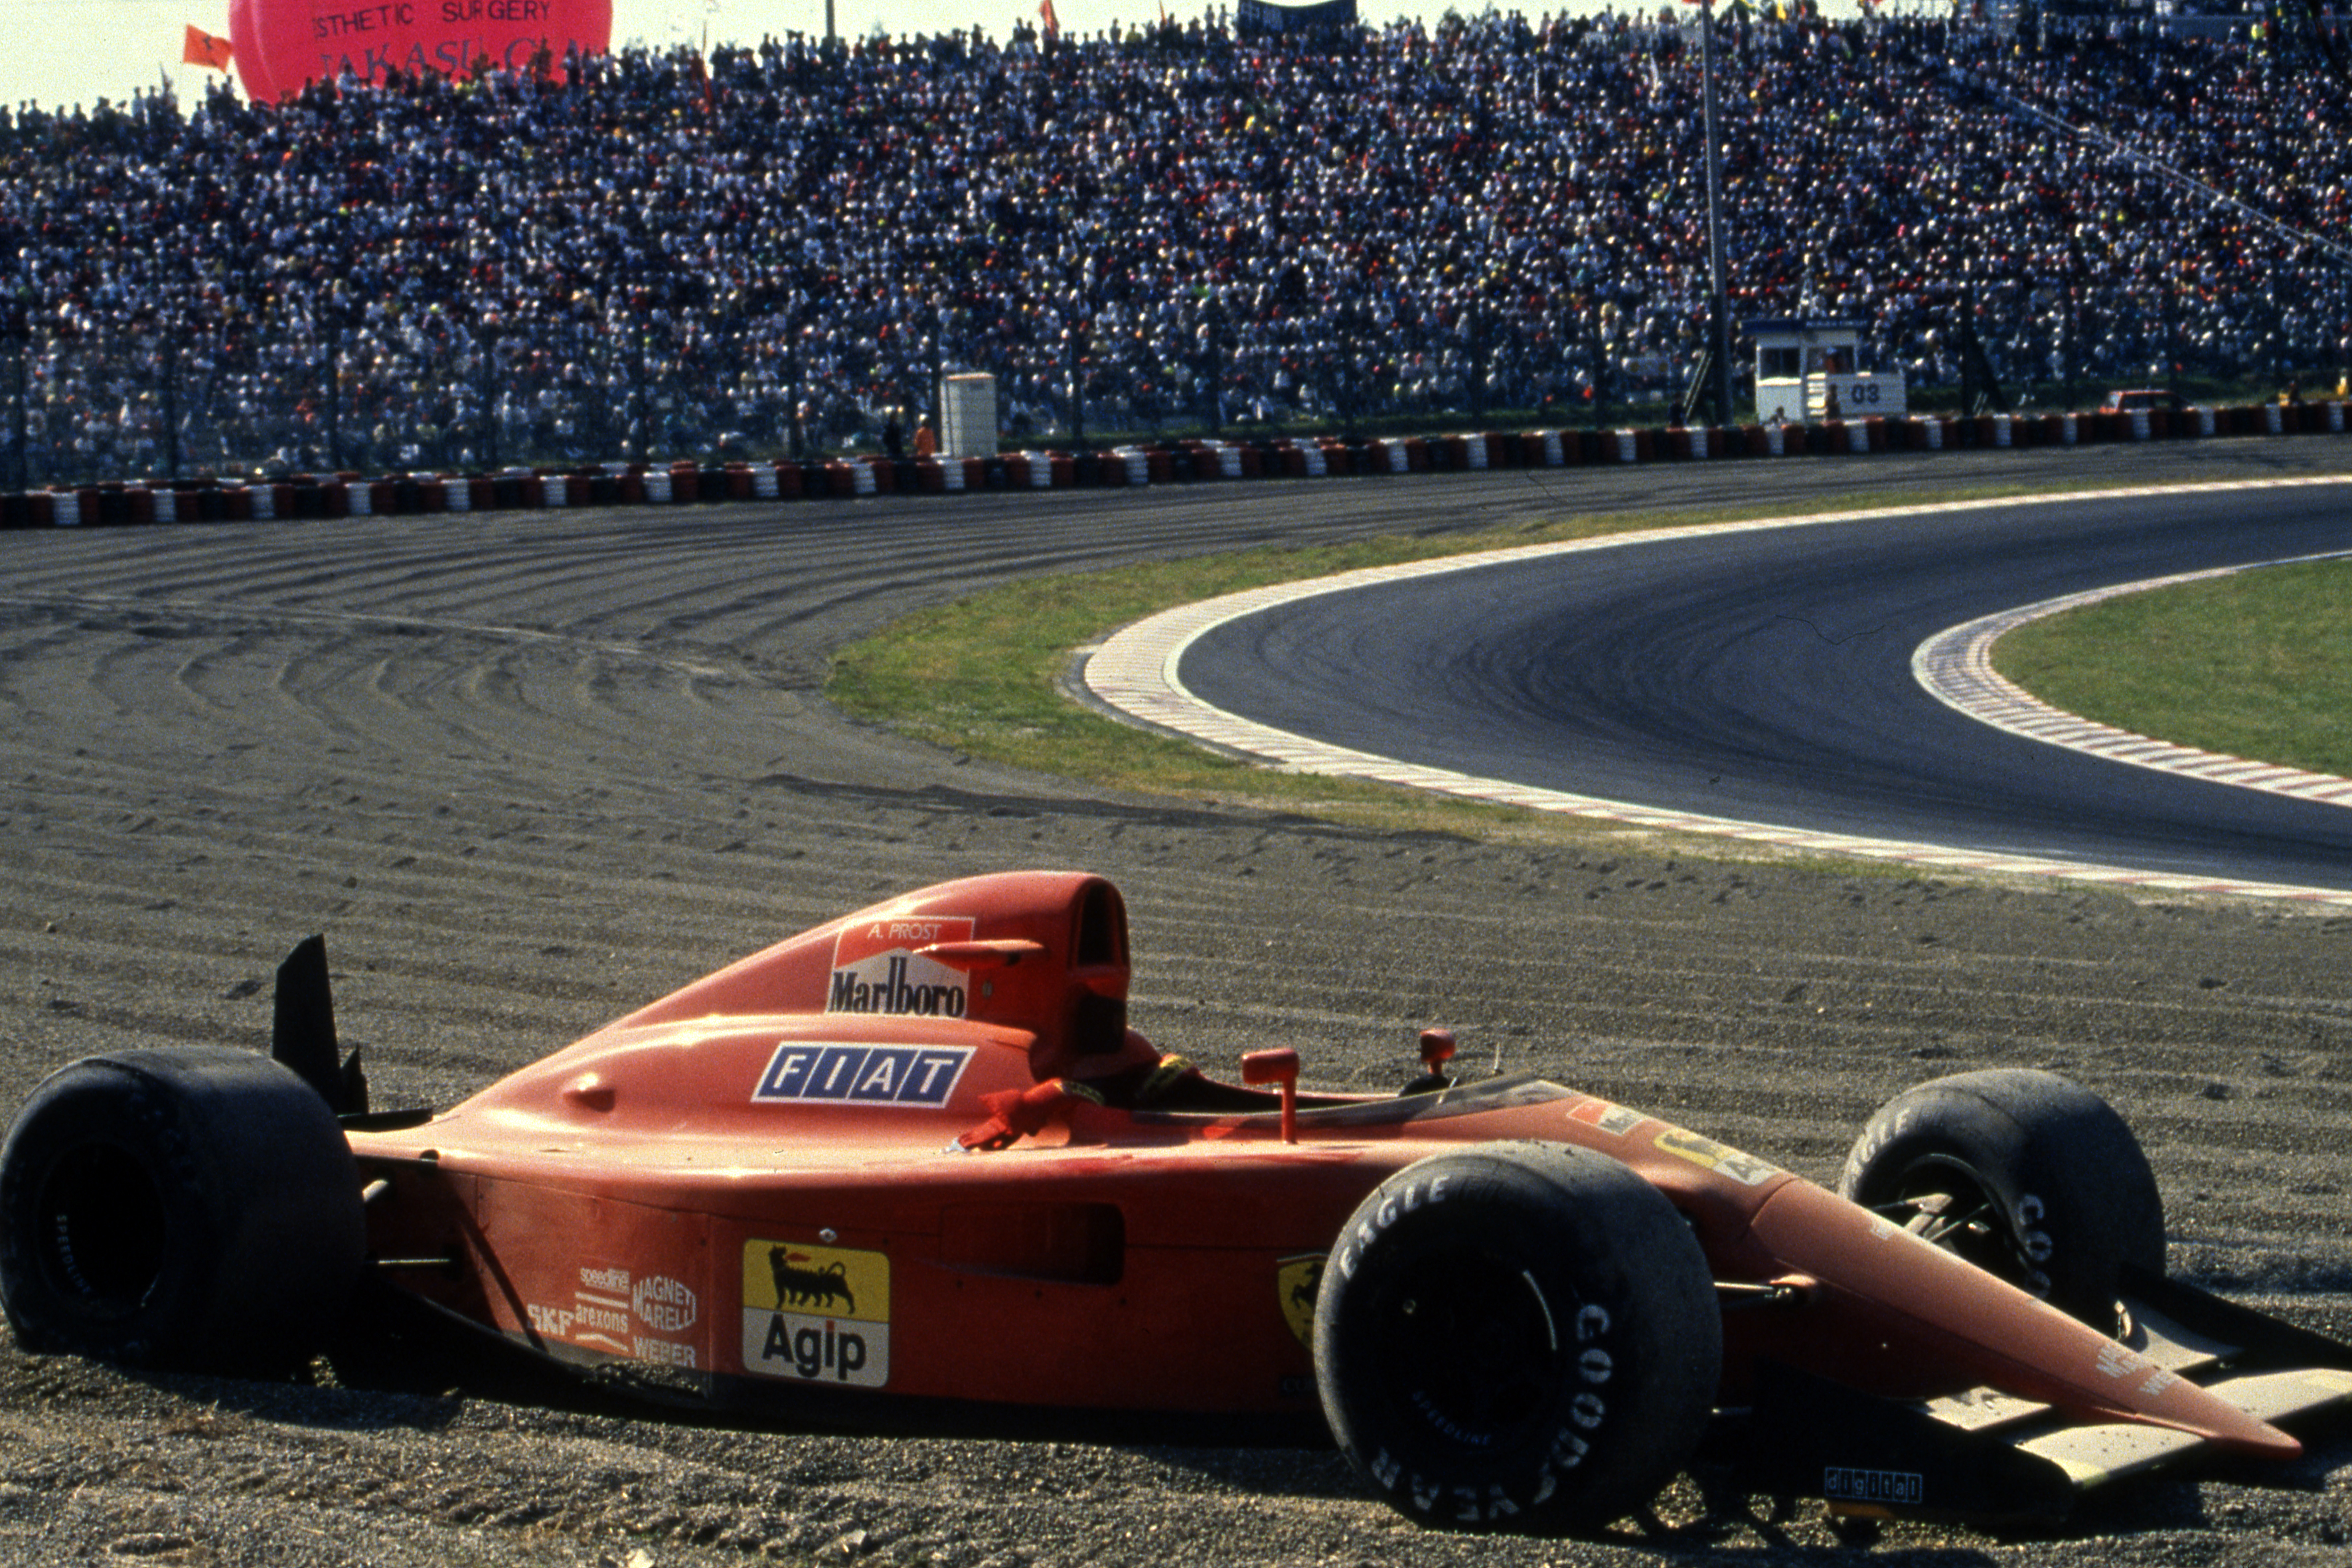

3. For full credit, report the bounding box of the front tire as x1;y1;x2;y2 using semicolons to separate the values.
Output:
1838;1068;2163;1331
1313;1143;1720;1533
0;1047;365;1374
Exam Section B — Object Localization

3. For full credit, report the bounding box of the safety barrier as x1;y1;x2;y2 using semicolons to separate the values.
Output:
14;393;2352;528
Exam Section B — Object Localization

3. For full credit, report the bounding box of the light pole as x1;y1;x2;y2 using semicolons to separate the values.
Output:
1699;0;1735;427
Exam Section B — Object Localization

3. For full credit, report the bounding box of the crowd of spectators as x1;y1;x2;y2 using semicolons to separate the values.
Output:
3;6;2351;484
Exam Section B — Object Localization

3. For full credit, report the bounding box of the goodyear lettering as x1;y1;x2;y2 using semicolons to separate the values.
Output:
1334;1172;1451;1280
2017;1193;2055;1263
754;1042;973;1107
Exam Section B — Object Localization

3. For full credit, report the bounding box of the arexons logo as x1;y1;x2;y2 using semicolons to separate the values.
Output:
826;918;974;1017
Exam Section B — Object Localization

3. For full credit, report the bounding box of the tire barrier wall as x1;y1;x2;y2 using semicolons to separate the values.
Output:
9;402;2352;527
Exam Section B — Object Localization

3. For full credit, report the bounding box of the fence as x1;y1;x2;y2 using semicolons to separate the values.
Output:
12;286;2345;491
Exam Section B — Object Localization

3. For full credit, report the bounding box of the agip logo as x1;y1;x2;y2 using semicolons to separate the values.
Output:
742;1241;891;1387
827;916;975;1018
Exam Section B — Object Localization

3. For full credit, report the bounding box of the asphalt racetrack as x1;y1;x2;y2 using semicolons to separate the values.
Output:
4;440;2352;1567
1177;482;2352;894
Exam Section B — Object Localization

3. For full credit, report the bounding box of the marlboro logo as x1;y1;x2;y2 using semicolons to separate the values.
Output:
826;917;974;1017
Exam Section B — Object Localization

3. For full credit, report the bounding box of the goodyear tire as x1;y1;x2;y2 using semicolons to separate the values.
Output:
0;1047;365;1374
1313;1143;1720;1533
1838;1069;2162;1331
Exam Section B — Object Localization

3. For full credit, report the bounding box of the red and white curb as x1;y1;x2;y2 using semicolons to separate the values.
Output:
1915;547;2352;810
1083;478;2352;907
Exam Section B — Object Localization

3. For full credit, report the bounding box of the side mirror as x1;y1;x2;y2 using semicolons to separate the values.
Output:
1242;1047;1300;1143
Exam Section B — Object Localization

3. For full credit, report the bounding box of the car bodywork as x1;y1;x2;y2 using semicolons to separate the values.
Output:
15;870;2352;1528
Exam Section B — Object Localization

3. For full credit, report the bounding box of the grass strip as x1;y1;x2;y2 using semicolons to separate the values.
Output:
828;477;2220;847
1992;556;2352;778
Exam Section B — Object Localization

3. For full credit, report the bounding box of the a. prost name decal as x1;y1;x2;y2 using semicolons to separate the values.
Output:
752;1042;974;1106
828;916;976;1017
742;1241;891;1387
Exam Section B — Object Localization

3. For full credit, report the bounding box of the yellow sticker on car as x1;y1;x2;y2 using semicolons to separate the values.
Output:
741;1241;891;1387
1277;1253;1325;1350
1655;1126;1781;1186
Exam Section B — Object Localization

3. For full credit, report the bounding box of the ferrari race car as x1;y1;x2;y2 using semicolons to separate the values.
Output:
4;870;2349;1532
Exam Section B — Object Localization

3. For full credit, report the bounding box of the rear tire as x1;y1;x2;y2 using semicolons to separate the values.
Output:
1313;1143;1720;1533
1838;1068;2163;1331
0;1047;365;1374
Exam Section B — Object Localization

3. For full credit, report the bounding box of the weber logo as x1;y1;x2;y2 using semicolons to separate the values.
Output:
1823;1467;1923;1506
753;1043;974;1107
827;918;974;1017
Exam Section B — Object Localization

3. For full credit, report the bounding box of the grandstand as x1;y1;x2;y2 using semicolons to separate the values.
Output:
2;8;2348;485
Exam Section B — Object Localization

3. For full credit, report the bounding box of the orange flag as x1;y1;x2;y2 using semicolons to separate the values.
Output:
1040;0;1060;38
182;24;233;70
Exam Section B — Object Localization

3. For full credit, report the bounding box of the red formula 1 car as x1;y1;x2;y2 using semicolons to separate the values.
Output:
5;870;2349;1531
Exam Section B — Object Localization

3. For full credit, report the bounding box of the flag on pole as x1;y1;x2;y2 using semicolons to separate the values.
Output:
182;24;233;70
1040;0;1061;38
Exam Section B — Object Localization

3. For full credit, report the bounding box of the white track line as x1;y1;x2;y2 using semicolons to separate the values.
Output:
1083;478;2352;907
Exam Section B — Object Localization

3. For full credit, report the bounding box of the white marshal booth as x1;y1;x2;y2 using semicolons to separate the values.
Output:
1747;317;1906;424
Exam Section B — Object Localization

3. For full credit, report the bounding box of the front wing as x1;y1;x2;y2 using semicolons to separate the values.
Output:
1735;1269;2352;1525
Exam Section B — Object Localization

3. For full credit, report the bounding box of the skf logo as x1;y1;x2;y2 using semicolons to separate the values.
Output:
828;917;974;1017
742;1241;891;1387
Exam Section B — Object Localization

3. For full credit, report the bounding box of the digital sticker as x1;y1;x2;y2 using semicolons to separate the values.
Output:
1654;1126;1781;1186
742;1241;892;1387
827;916;976;1017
